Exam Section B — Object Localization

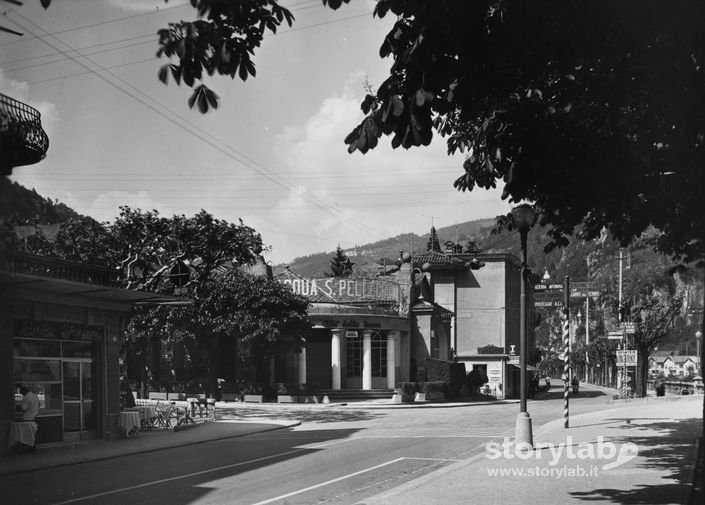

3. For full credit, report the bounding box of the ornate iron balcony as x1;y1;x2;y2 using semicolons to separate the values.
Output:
5;251;118;287
0;93;50;175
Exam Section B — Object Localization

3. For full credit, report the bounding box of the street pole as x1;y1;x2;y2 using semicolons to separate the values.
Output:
585;295;590;383
512;204;535;448
563;275;570;429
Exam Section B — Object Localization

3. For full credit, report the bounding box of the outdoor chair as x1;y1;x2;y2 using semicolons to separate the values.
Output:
153;401;177;429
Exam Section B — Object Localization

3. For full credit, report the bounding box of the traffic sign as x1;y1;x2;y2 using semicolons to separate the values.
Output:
534;283;563;291
571;281;597;289
607;331;624;339
616;350;637;367
535;300;564;307
620;322;637;334
571;290;600;298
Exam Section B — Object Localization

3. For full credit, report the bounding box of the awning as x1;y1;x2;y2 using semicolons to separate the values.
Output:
510;364;539;371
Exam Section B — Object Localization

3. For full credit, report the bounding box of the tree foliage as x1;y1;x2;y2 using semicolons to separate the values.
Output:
328;244;354;277
337;1;705;263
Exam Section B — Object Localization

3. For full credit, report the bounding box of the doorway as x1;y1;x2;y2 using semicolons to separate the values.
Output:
62;360;97;441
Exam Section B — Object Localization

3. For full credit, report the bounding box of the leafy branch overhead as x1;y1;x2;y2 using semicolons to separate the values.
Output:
341;1;705;263
156;0;295;113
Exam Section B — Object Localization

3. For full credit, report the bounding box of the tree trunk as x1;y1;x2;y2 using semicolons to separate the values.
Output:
636;345;649;398
206;336;222;400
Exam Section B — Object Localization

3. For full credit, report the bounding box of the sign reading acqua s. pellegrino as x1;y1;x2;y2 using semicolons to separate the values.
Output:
280;275;402;304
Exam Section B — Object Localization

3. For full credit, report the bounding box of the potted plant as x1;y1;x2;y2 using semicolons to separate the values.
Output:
242;382;264;403
276;382;301;403
220;380;242;402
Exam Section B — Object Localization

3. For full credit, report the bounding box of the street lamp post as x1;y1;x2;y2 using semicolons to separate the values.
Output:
696;331;702;376
511;203;536;449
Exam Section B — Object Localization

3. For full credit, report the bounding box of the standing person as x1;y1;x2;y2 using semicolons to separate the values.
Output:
571;376;580;395
20;386;39;421
15;386;39;452
529;375;539;399
545;376;551;389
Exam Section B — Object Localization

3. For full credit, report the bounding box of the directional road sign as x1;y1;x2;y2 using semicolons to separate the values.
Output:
571;290;600;298
620;322;637;334
571;281;597;289
534;283;564;291
535;300;564;307
616;350;637;367
607;331;624;340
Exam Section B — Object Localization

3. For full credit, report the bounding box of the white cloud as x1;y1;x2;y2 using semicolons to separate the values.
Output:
84;191;174;223
251;77;511;264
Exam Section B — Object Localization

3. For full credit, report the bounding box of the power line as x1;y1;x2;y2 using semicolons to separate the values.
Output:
0;1;190;47
1;1;362;69
7;8;391;242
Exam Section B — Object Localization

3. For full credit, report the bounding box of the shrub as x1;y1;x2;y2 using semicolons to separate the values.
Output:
425;358;466;398
276;382;301;395
398;382;417;402
419;381;445;394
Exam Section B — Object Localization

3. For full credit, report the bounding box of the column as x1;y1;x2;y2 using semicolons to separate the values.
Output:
362;330;372;390
386;331;399;389
331;329;343;390
297;347;307;387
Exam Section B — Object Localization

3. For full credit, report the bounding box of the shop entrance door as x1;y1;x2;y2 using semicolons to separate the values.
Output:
62;360;97;441
345;337;362;388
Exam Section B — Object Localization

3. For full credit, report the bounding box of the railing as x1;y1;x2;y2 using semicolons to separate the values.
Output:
5;251;117;286
647;379;704;395
0;93;49;174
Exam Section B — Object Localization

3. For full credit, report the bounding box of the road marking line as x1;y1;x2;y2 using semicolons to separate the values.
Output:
50;448;309;505
247;458;406;505
402;457;462;462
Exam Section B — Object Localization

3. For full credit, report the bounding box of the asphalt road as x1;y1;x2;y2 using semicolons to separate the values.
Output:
3;385;614;505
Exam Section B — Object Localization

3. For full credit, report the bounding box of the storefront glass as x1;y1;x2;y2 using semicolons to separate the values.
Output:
13;333;99;441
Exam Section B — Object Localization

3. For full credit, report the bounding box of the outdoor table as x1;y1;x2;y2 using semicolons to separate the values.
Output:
8;421;37;449
118;411;140;437
137;406;156;429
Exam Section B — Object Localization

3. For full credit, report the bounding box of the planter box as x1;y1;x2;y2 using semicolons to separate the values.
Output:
277;395;299;403
221;393;242;402
243;394;264;403
414;392;427;402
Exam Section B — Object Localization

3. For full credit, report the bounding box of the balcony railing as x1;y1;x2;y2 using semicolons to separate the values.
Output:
5;251;118;287
0;93;50;175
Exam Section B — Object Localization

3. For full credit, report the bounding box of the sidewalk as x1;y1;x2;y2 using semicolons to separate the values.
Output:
358;394;704;505
0;417;299;476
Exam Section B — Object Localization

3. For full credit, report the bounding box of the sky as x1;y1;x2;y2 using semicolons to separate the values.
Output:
2;0;512;265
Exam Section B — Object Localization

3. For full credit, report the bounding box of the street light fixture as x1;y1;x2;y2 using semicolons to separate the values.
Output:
511;203;536;449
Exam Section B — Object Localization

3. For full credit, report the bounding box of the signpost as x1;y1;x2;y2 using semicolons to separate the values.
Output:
607;331;624;340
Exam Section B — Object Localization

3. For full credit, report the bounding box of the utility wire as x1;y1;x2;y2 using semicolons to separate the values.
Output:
7;8;390;242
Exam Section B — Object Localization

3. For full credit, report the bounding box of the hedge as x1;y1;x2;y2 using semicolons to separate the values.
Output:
425;358;467;398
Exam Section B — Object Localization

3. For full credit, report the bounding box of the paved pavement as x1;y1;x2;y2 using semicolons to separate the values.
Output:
1;389;702;505
357;394;704;505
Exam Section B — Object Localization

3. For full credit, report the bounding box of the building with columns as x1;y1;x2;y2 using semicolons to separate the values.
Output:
278;273;411;391
278;248;531;398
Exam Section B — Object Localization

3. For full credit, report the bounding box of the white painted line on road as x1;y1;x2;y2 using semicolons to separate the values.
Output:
247;457;406;505
50;448;309;505
402;457;462;462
